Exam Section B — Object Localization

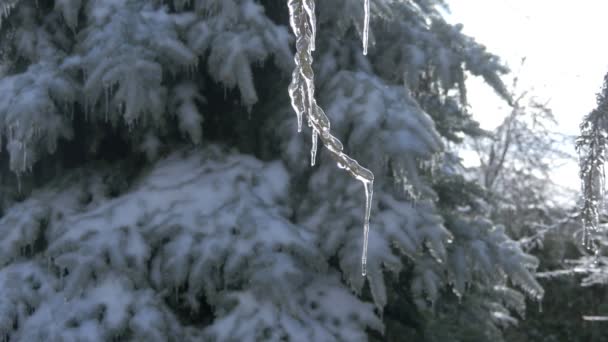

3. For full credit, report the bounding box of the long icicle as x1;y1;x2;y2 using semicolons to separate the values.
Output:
363;0;370;55
288;0;375;276
361;179;373;276
311;129;318;166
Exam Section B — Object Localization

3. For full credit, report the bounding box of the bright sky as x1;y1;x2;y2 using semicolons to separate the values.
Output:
446;0;608;193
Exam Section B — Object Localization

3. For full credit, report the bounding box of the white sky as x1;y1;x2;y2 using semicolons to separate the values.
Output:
446;0;608;193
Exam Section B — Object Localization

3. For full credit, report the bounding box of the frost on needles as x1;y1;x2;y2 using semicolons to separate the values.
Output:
288;0;374;276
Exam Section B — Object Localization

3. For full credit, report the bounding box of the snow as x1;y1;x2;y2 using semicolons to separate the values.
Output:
89;276;132;331
0;146;381;339
172;82;204;144
0;0;548;338
0;62;75;173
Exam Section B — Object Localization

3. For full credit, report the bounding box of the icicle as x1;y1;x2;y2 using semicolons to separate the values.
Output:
297;113;303;133
583;316;608;321
361;179;373;276
311;130;318;166
302;0;316;51
288;73;304;133
363;0;370;55
288;0;375;277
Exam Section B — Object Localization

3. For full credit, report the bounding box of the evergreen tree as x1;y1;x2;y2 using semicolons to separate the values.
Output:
463;69;587;341
538;70;608;335
466;67;573;245
0;0;542;340
578;73;608;255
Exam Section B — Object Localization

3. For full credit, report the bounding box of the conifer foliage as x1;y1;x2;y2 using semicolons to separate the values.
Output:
578;73;608;253
0;0;541;340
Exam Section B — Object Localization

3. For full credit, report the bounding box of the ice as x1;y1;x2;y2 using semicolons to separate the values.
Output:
583;316;608;321
302;0;316;51
363;0;370;55
288;0;375;276
311;129;317;166
361;179;373;276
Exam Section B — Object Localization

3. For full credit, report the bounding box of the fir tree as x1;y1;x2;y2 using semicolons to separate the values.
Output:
0;0;542;340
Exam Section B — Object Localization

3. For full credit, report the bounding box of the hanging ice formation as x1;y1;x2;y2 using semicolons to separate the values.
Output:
363;0;370;55
287;0;374;276
0;1;19;26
